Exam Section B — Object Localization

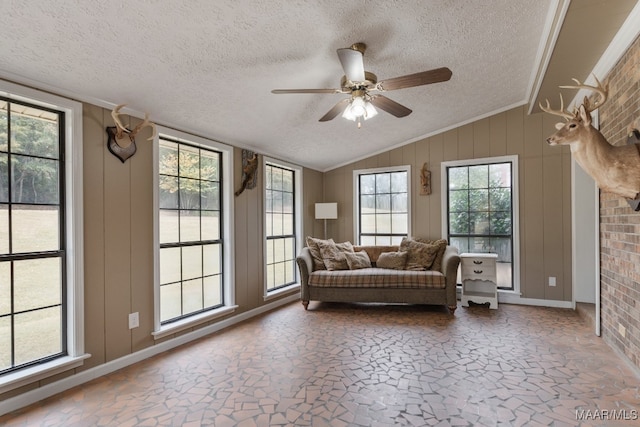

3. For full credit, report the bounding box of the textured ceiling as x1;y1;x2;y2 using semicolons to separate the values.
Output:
0;0;559;171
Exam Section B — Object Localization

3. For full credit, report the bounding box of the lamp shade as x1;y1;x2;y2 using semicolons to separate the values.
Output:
315;202;338;220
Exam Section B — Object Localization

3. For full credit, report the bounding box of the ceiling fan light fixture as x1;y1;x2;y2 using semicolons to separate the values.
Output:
342;95;378;126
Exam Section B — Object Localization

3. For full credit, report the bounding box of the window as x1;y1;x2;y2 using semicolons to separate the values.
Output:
442;156;519;290
154;129;234;335
0;82;84;391
264;158;302;294
354;166;411;245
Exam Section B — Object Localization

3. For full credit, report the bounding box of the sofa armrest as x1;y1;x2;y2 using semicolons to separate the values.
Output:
296;247;314;302
441;245;461;307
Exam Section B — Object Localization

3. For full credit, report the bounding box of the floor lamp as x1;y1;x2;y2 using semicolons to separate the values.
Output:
315;202;338;240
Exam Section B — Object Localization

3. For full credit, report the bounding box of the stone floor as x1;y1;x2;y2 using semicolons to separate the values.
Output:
1;302;639;426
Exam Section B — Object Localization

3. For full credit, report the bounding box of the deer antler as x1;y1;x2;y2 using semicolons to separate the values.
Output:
130;113;156;141
110;104;156;141
559;75;608;114
111;104;130;139
539;93;575;121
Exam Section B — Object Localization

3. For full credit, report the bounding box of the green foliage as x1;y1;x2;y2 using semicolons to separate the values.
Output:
0;110;60;204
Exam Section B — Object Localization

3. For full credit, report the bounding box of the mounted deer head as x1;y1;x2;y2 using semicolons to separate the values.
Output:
106;104;156;163
540;76;640;201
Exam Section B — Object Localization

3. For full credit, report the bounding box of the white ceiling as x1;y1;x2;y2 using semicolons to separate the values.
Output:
0;1;557;171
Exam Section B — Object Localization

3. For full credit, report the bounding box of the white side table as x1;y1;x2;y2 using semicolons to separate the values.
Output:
460;253;498;309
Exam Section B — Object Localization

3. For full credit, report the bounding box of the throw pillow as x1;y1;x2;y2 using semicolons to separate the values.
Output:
376;251;408;270
399;237;440;271
344;251;372;270
317;240;354;271
306;236;334;270
411;237;448;271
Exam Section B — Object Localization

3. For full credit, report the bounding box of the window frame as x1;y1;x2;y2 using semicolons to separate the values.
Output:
353;165;412;245
263;156;302;299
152;127;235;340
441;155;520;293
0;81;86;394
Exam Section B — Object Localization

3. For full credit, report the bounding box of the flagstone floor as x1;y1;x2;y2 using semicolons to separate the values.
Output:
1;301;639;426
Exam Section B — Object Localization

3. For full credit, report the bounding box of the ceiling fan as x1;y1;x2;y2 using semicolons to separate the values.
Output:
271;42;452;128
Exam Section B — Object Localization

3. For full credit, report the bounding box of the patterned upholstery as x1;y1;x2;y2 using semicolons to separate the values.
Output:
308;268;446;289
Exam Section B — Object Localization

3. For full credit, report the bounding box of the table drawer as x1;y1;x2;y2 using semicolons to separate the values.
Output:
461;265;496;282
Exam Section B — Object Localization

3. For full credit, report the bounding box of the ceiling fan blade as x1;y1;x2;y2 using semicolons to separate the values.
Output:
272;88;341;94
319;99;351;122
369;95;412;118
337;48;365;82
378;67;452;91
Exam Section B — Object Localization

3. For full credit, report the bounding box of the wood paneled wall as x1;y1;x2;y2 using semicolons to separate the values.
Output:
323;106;573;301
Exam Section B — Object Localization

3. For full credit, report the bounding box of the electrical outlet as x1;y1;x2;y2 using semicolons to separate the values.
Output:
129;312;139;329
548;276;556;287
618;323;626;338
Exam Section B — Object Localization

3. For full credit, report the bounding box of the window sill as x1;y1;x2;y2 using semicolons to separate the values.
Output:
264;284;300;302
152;305;238;340
0;353;91;395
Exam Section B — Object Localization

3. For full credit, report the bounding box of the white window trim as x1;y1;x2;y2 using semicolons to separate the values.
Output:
152;126;235;339
440;155;520;294
262;156;302;299
353;165;412;245
0;81;87;394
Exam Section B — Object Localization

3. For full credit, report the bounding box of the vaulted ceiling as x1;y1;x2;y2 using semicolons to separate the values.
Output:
0;1;637;171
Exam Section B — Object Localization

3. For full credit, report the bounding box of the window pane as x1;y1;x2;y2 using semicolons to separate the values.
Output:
0;101;7;152
391;193;407;213
0;153;7;202
272;213;283;235
285;260;295;284
376;194;390;211
360;235;376;245
449;167;468;190
180;211;200;242
266;264;274;289
282;213;294;235
160;283;182;321
11;156;59;204
182;245;203;281
0;261;10;315
376;173;390;193
265;166;272;190
470;211;490;235
159;210;179;244
449;190;468;212
282;192;293;213
203;244;221;276
0;205;7;253
450;237;469;254
376;235;391;245
490;163;511;187
469;165;488;189
272;168;283;190
179;178;200;210
391;172;407;193
14;257;61;312
159;141;178;176
449;212;469;234
490;188;511;211
12;206;59;253
11;112;59;159
282;170;293;192
285;237;295;261
160;247;181;284
391;214;408;234
204;275;222;307
469;189;489;211
200;151;219;181
360;175;375;194
0;317;9;371
179;145;200;179
361;214;376;234
182;278;203;315
490;237;512;263
159;176;179;209
376;214;391;233
360;195;375;212
201;211;220;241
490;211;512;235
14;307;62;366
273;238;285;263
201;182;219;210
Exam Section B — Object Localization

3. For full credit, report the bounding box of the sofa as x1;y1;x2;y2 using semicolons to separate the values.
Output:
296;238;461;314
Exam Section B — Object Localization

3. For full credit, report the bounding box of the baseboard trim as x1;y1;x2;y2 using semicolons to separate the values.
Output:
0;294;300;417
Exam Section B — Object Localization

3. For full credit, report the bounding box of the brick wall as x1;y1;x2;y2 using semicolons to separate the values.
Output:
598;34;640;368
